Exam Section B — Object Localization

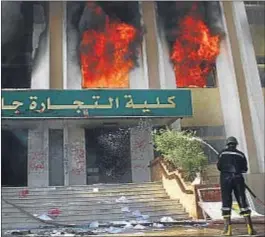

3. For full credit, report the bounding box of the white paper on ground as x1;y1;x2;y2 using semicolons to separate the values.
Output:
37;214;53;221
116;196;129;203
134;224;146;230
121;206;130;212
160;216;175;222
89;221;99;228
132;210;142;217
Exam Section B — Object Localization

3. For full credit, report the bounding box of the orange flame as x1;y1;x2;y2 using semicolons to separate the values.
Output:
171;9;220;88
80;3;139;88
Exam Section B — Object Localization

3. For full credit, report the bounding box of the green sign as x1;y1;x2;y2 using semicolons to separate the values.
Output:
1;89;193;118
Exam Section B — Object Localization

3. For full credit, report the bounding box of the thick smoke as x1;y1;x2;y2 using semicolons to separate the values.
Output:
156;1;225;51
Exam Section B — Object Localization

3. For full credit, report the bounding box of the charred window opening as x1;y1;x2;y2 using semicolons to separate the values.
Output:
1;2;34;88
72;1;143;88
156;1;224;88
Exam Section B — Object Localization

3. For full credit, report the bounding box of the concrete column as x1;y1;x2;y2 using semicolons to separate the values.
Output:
216;3;248;156
65;2;83;89
28;123;49;187
140;1;160;89
31;3;49;89
64;124;86;185
129;2;149;89
156;21;176;89
130;124;154;183
49;1;63;89
221;1;264;173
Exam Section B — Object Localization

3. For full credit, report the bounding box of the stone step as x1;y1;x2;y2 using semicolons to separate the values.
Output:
2;200;183;213
2;193;169;203
1;182;190;231
2;197;171;208
2;207;188;220
1;212;190;226
2;189;166;198
1;213;191;231
2;203;185;215
1;182;163;193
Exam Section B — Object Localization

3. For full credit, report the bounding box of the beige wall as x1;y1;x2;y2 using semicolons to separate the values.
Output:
181;88;224;127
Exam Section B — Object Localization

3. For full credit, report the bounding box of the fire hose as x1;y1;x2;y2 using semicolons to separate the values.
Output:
192;137;265;208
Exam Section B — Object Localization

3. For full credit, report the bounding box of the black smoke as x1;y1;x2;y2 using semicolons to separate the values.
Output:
156;1;225;52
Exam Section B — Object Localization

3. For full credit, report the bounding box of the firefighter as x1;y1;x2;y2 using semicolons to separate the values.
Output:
217;136;256;236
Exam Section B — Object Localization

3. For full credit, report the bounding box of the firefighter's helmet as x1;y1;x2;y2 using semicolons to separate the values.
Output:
226;136;238;145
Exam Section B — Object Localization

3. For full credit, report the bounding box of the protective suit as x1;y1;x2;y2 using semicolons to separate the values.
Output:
217;136;256;236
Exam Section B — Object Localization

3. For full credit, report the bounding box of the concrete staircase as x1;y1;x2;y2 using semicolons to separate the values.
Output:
1;182;190;230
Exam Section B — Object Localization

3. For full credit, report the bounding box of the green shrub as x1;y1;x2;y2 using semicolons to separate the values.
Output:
152;128;208;181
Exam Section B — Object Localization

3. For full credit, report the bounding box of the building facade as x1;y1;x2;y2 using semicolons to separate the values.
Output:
1;1;264;189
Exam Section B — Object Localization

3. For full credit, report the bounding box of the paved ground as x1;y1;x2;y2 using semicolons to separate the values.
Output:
2;223;265;237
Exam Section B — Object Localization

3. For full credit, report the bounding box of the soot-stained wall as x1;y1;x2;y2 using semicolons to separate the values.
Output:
1;1;48;89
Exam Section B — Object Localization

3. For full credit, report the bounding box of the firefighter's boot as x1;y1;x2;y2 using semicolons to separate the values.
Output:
244;214;257;235
222;215;232;236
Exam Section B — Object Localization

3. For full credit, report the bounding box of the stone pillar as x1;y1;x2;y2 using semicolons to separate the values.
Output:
65;2;83;89
49;1;63;89
130;124;154;183
64;124;86;185
216;3;248;155
28;123;49;187
140;1;160;89
221;1;264;173
31;2;49;89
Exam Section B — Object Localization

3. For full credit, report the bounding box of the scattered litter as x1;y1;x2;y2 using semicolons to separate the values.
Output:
129;220;138;225
160;216;175;222
51;231;62;236
93;188;99;192
153;223;164;228
115;196;129;203
37;214;53;221
124;223;133;229
106;227;123;234
132;210;142;217
111;221;129;225
89;221;99;228
136;220;150;225
141;214;150;220
121;206;130;212
134;224;146;230
92;228;107;234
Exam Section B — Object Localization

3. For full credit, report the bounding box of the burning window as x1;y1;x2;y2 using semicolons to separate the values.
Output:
156;1;224;88
75;1;143;88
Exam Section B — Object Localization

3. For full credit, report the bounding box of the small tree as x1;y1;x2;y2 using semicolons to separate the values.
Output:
152;128;208;182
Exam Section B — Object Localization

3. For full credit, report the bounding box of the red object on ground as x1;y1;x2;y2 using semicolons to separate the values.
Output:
19;189;29;198
48;208;61;218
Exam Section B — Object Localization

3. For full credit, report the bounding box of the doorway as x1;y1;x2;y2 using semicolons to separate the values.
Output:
1;129;28;187
85;127;132;184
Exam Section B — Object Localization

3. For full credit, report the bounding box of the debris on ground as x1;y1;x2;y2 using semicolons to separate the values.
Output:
160;216;176;223
115;196;129;203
